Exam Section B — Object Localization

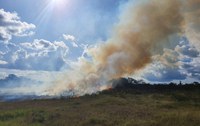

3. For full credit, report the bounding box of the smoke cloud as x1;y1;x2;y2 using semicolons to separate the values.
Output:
183;0;200;51
48;0;200;96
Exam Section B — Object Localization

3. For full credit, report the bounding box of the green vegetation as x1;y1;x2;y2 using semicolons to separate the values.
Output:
0;88;200;126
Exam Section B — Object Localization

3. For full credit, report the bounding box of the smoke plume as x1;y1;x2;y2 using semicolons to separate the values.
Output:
184;0;200;51
48;0;200;96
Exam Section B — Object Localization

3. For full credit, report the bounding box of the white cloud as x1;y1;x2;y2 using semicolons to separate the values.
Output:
0;9;36;42
0;60;7;65
63;34;75;41
175;44;199;58
21;39;56;51
0;39;69;71
71;42;78;48
54;41;68;49
142;61;187;82
63;34;78;47
141;38;200;82
20;39;69;53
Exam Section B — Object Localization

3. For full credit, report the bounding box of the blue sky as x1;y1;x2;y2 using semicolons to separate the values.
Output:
0;0;129;60
0;0;124;42
0;0;127;69
0;0;200;95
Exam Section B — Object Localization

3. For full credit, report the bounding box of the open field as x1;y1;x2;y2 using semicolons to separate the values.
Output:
0;85;200;126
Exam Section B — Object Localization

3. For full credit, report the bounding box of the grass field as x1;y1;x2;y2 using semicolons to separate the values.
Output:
0;87;200;126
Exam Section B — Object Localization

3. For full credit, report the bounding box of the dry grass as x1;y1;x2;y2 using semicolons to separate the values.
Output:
0;89;199;126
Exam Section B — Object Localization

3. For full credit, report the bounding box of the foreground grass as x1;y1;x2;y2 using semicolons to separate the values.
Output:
0;88;199;126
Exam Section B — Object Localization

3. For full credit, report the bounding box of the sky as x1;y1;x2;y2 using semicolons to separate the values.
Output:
0;0;200;96
0;0;126;70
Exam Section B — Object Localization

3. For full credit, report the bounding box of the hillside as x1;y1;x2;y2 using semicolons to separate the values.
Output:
0;80;200;126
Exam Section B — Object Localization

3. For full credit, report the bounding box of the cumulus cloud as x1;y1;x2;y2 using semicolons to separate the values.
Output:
0;9;35;42
180;56;200;80
144;62;186;82
176;45;199;58
0;60;7;65
20;39;68;51
142;38;200;82
0;39;69;71
63;34;75;41
63;34;78;47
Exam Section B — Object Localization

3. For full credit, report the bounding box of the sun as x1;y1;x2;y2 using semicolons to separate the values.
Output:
51;0;64;5
51;0;69;8
50;0;69;11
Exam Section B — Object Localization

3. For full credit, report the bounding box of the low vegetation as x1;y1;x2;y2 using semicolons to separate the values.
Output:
0;80;200;126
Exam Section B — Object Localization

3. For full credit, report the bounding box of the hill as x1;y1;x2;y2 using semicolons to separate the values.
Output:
0;74;41;88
